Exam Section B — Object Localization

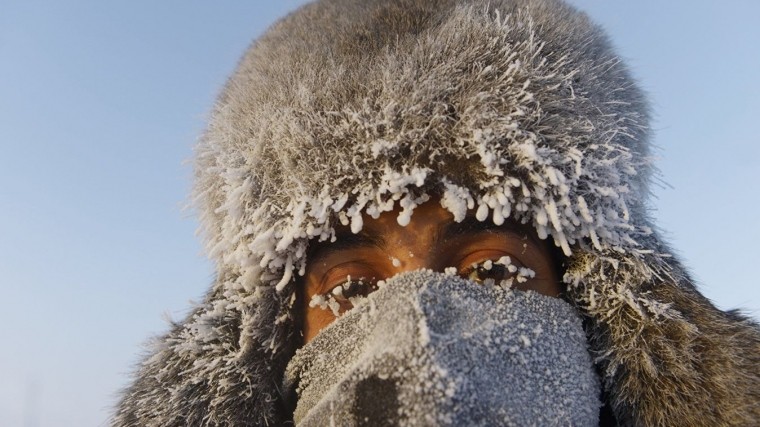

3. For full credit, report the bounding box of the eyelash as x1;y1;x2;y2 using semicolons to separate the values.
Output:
309;275;379;316
457;255;535;288
332;276;379;300
311;254;537;316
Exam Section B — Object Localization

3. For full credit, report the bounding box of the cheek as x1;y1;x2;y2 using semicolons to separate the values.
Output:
523;260;562;297
302;305;338;343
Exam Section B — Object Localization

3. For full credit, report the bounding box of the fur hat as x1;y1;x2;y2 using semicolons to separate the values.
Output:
113;0;760;425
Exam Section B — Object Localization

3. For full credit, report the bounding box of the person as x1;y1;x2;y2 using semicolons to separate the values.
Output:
112;0;760;425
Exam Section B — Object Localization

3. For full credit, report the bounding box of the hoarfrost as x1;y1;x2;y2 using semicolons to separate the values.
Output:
326;298;340;317
309;294;328;310
440;181;475;222
516;267;536;283
495;255;512;266
519;334;532;347
205;127;652;304
285;271;601;426
499;277;514;289
475;202;489;222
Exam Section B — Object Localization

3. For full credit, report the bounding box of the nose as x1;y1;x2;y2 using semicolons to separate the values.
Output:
381;213;446;277
387;249;436;275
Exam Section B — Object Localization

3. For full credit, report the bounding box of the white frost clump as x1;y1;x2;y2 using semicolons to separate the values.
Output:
311;294;340;317
440;180;475;222
309;294;328;310
495;256;511;266
309;291;341;317
494;256;533;281
309;276;377;317
517;267;536;283
495;256;517;273
519;334;532;347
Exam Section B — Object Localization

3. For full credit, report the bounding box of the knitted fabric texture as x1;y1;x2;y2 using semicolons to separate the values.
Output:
285;270;601;426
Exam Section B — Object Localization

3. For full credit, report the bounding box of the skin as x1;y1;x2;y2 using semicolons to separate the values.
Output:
300;200;562;343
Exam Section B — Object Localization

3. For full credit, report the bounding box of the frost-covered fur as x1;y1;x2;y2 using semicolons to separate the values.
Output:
112;0;760;425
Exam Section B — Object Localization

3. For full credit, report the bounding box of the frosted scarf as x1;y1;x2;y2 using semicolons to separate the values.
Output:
284;271;601;426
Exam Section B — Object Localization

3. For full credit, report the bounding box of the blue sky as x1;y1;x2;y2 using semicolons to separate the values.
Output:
1;1;758;426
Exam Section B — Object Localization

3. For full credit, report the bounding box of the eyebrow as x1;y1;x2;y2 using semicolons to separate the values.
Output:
439;215;529;243
308;229;386;263
308;213;540;264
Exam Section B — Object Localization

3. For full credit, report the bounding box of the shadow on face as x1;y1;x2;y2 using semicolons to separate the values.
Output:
299;199;562;343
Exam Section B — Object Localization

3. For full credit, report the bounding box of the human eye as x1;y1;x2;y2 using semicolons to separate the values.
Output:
457;255;535;289
328;275;379;303
309;273;379;316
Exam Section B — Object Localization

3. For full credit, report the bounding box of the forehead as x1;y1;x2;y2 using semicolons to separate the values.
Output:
307;200;541;263
362;201;457;243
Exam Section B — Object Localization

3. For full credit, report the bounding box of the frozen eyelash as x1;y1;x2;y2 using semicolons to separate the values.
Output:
309;276;376;316
516;267;536;283
464;256;535;288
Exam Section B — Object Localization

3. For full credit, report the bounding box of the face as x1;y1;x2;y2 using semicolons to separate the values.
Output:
300;200;562;343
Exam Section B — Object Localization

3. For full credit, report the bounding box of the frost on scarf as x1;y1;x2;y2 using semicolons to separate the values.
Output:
285;270;601;426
